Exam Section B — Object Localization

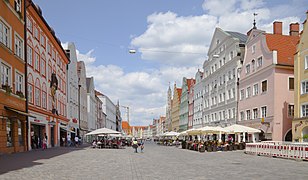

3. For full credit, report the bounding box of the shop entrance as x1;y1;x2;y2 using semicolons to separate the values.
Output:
60;128;67;146
30;124;45;149
50;126;55;147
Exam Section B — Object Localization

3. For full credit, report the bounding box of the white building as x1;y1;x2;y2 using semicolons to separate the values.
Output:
86;77;96;131
63;42;79;137
193;70;204;129
96;93;117;130
77;61;88;137
202;28;247;127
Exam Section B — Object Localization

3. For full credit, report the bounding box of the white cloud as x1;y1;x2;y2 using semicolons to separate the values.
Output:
202;0;237;16
77;49;196;126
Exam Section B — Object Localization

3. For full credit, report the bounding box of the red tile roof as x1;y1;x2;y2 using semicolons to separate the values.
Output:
122;121;130;129
265;34;299;66
176;88;182;98
187;78;195;92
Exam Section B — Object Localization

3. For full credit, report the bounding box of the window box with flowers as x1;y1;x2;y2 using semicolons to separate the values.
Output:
1;84;12;94
16;90;25;98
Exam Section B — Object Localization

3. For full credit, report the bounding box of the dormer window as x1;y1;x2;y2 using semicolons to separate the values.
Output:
251;60;255;72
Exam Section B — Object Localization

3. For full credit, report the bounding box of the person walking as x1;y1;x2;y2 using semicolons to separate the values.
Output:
42;134;47;150
140;142;144;153
75;136;79;147
132;138;138;153
67;133;71;147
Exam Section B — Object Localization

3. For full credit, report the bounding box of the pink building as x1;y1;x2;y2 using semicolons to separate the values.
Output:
238;22;299;141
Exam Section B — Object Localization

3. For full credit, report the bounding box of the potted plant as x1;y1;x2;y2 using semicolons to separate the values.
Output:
2;84;12;94
16;91;25;98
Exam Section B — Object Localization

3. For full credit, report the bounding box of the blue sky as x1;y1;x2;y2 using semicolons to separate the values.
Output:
33;0;307;126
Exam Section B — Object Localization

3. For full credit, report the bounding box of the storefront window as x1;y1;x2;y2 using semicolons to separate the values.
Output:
18;120;24;146
6;119;13;147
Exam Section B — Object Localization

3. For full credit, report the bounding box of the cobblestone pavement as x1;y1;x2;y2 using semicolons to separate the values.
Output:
1;142;308;180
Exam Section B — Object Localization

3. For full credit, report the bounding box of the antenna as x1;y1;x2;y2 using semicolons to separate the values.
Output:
253;13;258;29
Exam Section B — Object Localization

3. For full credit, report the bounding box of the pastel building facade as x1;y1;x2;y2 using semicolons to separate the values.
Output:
27;2;70;148
86;77;96;131
188;80;195;129
293;12;308;142
165;85;172;131
171;83;181;132
0;0;27;153
63;42;79;137
238;22;299;141
193;70;204;129
77;61;88;137
179;78;195;132
202;28;246;127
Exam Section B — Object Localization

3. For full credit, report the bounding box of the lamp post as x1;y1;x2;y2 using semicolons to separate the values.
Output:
78;84;81;137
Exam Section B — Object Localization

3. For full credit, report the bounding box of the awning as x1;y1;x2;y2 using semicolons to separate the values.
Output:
4;106;36;118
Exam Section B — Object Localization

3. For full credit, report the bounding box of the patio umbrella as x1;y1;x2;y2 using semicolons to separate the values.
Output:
164;131;180;137
224;124;261;133
85;128;121;136
178;130;188;136
187;128;202;135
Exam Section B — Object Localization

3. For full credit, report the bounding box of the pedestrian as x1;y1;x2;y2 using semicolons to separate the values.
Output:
42;136;47;150
75;136;79;147
140;142;144;153
62;136;66;147
132;138;138;153
67;133;71;147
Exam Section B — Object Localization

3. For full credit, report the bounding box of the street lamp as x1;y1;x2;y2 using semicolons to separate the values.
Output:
78;84;81;137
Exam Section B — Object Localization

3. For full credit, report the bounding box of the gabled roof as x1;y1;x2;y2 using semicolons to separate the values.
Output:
187;79;195;92
176;88;182;98
122;121;130;129
226;31;248;43
265;34;299;66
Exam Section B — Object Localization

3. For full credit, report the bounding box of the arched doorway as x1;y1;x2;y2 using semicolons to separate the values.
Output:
302;126;308;142
284;129;292;142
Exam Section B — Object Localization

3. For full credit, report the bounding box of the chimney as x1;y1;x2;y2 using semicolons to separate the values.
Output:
289;23;299;36
273;21;282;35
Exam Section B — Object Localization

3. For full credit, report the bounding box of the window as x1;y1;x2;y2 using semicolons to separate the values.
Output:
302;81;308;94
257;57;263;67
246;110;251;120
252;45;256;54
34;26;39;40
262;80;267;93
305;56;308;70
302;104;308;117
14;0;21;12
246;87;251;98
40;34;46;47
233;68;236;79
251;60;255;72
232;88;235;98
228;109;231;119
28;83;33;104
1;63;11;86
223;74;225;84
42;89;47;109
228;89;231;100
289;77;294;90
240;111;244;121
47;42;51;55
6;119;13;147
35;51;40;71
0;20;10;48
15;35;23;59
52;49;56;60
27;45;33;66
253;108;258;119
229;51;234;60
15;72;23;93
27;17;32;33
18;120;24;146
232;108;235;118
228;71;231;80
261;106;267;118
253;84;258;96
288;104;294;117
246;64;250;74
41;58;46;77
35;79;41;106
240;89;244;100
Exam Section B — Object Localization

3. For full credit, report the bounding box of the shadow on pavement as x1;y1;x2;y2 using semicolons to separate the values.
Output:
0;144;90;175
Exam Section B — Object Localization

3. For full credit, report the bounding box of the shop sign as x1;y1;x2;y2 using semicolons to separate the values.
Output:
72;118;78;123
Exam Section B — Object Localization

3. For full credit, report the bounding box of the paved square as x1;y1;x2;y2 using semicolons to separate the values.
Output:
0;142;308;180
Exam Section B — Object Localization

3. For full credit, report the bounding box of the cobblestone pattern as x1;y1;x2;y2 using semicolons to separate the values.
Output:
1;142;308;180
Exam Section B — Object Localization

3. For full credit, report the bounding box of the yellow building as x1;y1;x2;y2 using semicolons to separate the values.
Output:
293;11;308;142
171;83;181;132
